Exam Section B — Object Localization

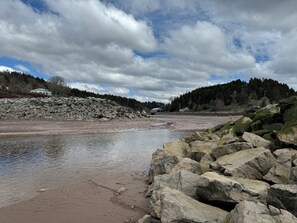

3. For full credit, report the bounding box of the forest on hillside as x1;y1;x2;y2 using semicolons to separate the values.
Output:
0;71;159;111
1;71;296;113
170;79;296;112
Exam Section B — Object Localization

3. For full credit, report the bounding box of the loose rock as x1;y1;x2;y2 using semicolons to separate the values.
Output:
225;200;297;223
264;149;291;184
242;132;274;149
268;184;297;217
196;172;269;204
159;187;228;223
211;147;276;180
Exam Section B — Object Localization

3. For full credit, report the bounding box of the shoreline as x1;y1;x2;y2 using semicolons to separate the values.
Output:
0;115;240;223
0;115;240;137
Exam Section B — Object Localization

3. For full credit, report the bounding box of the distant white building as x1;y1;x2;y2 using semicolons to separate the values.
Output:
150;107;163;115
30;88;52;96
179;107;190;112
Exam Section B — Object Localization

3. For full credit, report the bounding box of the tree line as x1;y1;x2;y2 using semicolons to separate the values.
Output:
170;78;296;112
0;71;161;111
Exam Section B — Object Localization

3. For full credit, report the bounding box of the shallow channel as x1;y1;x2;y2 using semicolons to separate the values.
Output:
0;129;190;207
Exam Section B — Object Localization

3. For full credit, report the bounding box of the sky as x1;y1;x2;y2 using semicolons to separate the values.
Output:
0;0;297;102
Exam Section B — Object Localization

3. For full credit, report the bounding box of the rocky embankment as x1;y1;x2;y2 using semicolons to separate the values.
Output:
0;97;142;121
141;96;297;223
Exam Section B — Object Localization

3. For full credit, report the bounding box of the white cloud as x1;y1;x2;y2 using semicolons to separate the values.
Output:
0;66;16;73
163;21;255;72
15;64;31;73
69;82;130;97
1;0;297;102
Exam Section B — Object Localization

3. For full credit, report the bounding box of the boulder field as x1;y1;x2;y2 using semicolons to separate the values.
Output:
0;97;142;121
140;96;297;223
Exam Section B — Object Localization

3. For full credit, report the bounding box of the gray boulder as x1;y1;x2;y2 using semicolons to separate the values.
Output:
188;140;218;161
196;172;269;204
242;132;274;149
211;142;252;159
152;170;200;199
211;147;276;180
264;149;291;184
170;157;203;175
163;141;190;158
268;184;297;217
148;149;180;183
150;171;200;218
159;187;228;223
225;200;297;223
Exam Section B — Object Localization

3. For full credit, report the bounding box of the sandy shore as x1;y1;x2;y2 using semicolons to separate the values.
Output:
0;115;239;137
0;115;240;223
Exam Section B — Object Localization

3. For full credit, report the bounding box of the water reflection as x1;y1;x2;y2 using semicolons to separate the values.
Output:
0;130;189;207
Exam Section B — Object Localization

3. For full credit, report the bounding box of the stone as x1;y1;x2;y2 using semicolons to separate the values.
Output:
233;117;252;135
159;187;228;223
211;142;252;159
277;97;297;146
225;200;297;223
138;215;151;223
211;147;276;180
0;97;141;121
188;140;223;161
251;120;262;131
163;141;190;158
278;127;297;146
264;149;291;184
148;149;180;183
170;157;203;175
117;187;126;194
196;172;269;204
150;171;201;217
268;184;297;217
242;132;274;149
151;170;200;201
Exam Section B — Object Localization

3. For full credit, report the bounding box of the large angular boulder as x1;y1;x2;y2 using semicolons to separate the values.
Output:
211;147;276;180
278;127;297;146
159;188;228;223
196;172;269;204
170;157;203;175
188;140;220;161
211;142;252;159
150;171;201;218
277;97;297;146
264;149;291;184
233;117;252;135
225;200;297;223
268;184;297;217
242;132;274;149
152;170;200;200
163;141;190;158
148;149;180;183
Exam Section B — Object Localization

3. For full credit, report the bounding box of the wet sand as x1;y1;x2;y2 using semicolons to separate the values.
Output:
0;172;149;223
0;115;240;223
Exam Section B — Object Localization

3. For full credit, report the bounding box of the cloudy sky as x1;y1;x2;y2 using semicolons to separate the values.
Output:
0;0;297;102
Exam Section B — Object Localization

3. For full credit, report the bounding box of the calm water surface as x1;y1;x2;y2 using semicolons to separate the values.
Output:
0;129;189;207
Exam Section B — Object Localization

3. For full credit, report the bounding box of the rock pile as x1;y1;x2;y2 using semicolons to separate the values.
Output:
0;97;142;121
141;96;297;223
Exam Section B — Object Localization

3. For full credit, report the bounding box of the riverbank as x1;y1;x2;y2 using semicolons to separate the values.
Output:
0;115;239;137
0;115;239;223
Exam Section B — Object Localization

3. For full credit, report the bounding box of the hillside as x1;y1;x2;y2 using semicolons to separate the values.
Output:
170;78;296;112
0;70;163;111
